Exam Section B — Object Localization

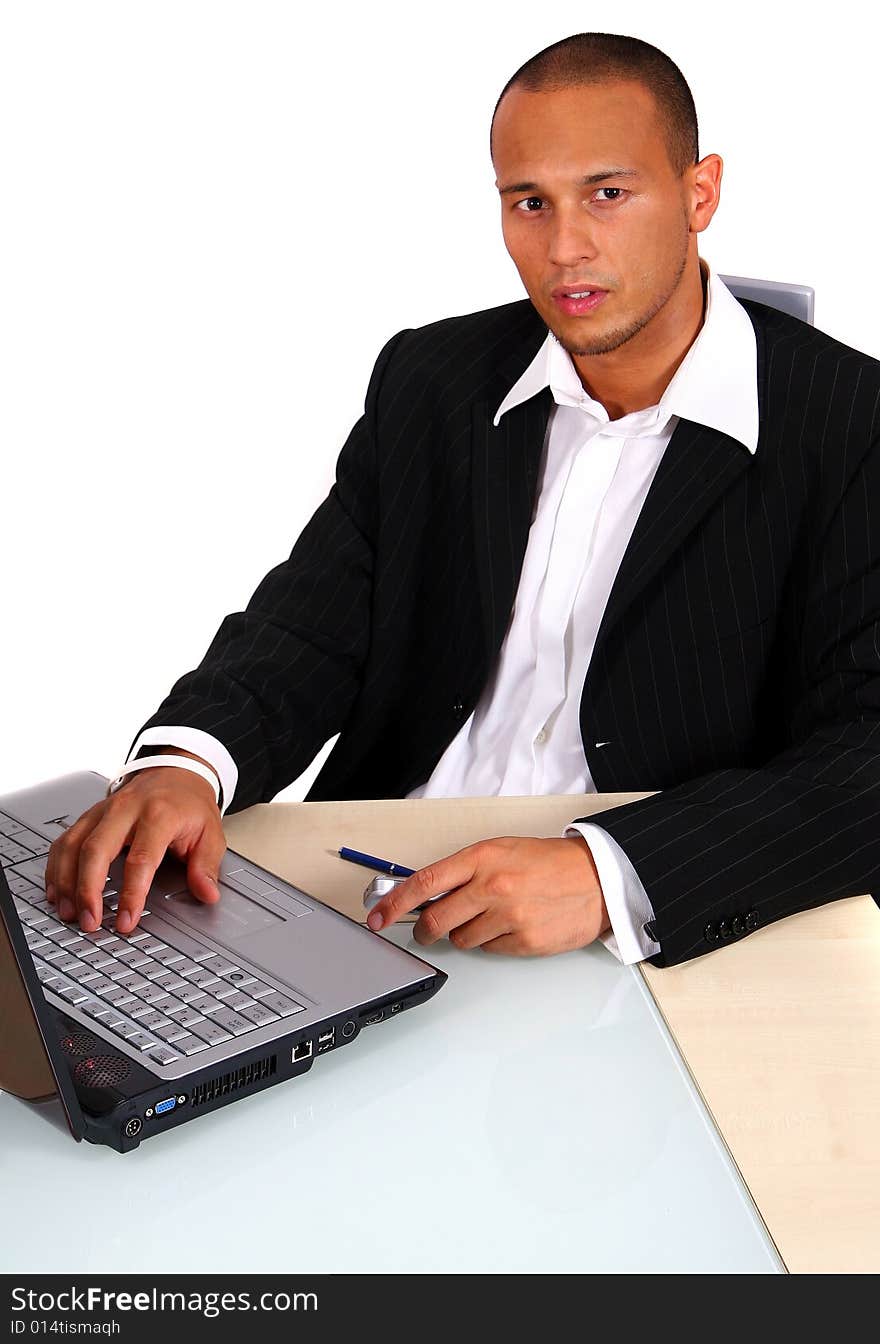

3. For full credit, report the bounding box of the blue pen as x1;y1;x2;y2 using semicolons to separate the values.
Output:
338;847;416;878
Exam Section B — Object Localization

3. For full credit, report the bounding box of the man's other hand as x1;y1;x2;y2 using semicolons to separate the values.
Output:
365;835;610;956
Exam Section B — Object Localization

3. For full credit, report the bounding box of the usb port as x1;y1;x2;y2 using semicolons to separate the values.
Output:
317;1028;335;1054
292;1040;313;1062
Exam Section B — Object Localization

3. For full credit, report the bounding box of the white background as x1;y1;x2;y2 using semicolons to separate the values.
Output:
1;0;877;803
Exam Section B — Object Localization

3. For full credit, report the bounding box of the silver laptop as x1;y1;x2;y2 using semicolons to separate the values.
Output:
0;770;446;1151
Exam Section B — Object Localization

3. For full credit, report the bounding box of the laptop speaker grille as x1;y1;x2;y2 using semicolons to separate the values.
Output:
73;1054;131;1088
190;1053;277;1108
60;1029;102;1057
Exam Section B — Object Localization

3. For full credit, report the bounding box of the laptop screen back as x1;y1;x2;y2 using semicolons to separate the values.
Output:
0;866;85;1140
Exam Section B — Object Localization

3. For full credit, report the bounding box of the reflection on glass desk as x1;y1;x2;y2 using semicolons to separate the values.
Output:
0;923;785;1273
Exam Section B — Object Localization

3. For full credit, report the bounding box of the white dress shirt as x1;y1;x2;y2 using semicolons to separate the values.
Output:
126;255;759;964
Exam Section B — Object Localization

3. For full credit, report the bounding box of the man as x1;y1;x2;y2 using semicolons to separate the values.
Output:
46;33;880;969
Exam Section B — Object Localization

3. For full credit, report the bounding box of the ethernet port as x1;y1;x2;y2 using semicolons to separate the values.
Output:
292;1040;313;1062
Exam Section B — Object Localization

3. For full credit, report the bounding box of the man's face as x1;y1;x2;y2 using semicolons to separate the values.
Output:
492;80;700;359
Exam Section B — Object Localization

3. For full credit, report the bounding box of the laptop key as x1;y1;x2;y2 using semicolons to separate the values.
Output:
84;975;116;996
134;937;165;955
153;947;184;967
125;1031;161;1051
177;986;209;1005
106;961;139;982
89;954;118;971
221;990;258;1012
169;1032;210;1055
80;929;118;946
76;943;106;962
213;982;246;1001
57;984;89;1004
141;962;173;982
143;922;215;963
258;992;305;1017
154;1021;189;1042
173;958;201;978
182;967;221;989
102;985;138;1007
111;970;141;989
19;906;49;927
188;1019;233;1045
209;1008;254;1035
128;1007;171;1030
111;945;143;965
140;987;172;1006
96;1012;127;1031
240;978;271;999
42;946;69;963
239;1002;281;1028
159;975;190;995
57;931;88;949
146;1044;180;1065
53;954;81;974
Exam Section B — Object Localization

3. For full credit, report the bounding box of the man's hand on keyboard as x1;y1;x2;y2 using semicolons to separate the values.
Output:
44;757;226;935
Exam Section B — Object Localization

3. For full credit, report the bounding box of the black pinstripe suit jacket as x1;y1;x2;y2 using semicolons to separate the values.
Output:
130;294;880;968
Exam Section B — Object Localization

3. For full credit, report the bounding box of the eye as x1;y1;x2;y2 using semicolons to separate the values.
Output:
594;187;625;204
513;195;545;213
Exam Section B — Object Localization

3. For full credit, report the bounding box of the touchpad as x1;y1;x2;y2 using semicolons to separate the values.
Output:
159;885;285;942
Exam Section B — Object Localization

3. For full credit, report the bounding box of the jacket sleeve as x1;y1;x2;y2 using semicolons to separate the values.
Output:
125;327;411;813
575;429;880;968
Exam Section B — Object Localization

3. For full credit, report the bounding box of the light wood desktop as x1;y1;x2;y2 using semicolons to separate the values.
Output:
224;791;880;1275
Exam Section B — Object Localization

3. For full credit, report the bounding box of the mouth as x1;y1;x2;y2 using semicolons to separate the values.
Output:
552;287;609;316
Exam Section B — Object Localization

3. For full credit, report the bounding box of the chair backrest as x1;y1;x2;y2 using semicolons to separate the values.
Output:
719;273;815;325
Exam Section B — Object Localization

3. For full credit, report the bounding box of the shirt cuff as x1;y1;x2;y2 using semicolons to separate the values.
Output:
125;725;238;818
565;821;661;965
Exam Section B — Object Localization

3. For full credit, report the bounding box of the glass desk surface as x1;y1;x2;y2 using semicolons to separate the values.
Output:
0;923;784;1273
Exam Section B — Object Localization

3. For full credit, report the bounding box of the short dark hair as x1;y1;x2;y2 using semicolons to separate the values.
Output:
490;32;699;179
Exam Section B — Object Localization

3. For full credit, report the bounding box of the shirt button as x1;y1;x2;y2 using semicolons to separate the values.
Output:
534;729;547;745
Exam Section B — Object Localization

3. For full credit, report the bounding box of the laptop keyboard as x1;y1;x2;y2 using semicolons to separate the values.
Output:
1;809;305;1068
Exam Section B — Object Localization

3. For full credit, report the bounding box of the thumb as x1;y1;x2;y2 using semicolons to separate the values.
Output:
185;831;226;905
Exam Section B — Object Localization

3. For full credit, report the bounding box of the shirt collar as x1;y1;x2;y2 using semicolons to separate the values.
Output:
492;256;759;455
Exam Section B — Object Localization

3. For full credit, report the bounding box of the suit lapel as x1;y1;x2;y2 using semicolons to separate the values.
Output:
469;388;553;666
469;397;758;681
589;418;754;671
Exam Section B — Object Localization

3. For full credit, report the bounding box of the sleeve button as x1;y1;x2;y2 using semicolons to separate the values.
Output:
732;914;746;935
745;910;759;931
719;918;733;939
704;922;719;943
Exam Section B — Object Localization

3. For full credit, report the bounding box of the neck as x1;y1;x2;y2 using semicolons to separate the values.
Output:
571;255;709;421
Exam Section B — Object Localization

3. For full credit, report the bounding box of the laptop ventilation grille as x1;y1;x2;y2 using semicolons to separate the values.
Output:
73;1055;131;1088
190;1053;277;1108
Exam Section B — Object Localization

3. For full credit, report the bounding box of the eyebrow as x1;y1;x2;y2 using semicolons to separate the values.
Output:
497;168;641;195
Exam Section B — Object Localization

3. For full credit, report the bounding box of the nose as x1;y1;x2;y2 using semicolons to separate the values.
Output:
547;206;598;270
